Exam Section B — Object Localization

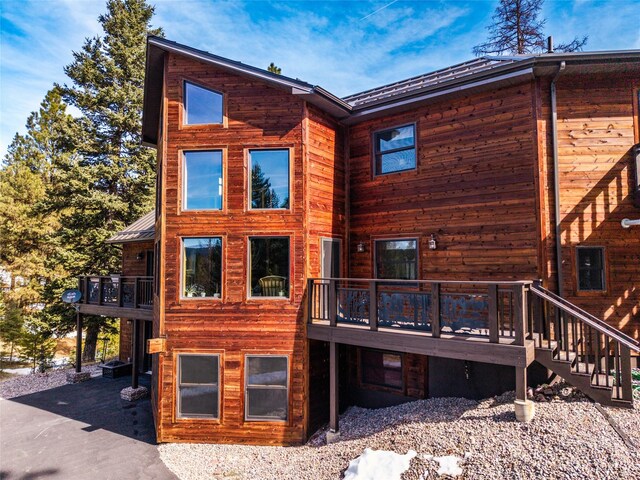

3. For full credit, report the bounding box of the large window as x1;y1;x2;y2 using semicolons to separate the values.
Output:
183;237;222;298
360;349;403;390
249;237;289;298
249;149;290;209
183;150;223;210
177;354;220;419
245;355;288;421
577;247;605;291
374;124;416;175
375;239;418;280
184;81;223;125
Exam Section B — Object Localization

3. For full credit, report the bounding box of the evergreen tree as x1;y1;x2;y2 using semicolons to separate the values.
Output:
18;316;56;373
267;62;282;74
49;0;162;360
251;164;281;208
473;0;587;56
0;301;24;365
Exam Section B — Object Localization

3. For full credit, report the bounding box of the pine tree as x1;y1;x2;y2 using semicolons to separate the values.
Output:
50;0;163;360
473;0;587;56
0;302;24;365
267;62;282;74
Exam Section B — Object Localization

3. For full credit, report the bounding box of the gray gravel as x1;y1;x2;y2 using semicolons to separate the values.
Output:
0;365;101;399
159;391;640;480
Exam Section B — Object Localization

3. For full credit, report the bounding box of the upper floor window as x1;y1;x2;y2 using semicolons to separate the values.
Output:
183;237;222;298
177;354;220;419
249;237;289;298
183;150;223;210
577;247;605;291
374;124;416;175
375;239;418;280
249;149;290;209
184;81;223;125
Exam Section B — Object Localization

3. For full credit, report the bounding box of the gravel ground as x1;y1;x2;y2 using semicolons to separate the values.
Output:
0;364;101;399
159;391;640;480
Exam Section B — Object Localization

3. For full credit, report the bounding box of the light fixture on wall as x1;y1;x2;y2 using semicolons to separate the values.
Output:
356;242;366;253
428;234;437;250
136;252;145;261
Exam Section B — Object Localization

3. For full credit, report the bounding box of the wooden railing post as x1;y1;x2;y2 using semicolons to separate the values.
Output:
133;277;139;309
369;280;378;331
620;345;633;402
86;277;91;303
488;284;499;343
513;284;526;345
328;280;337;327
98;277;104;305
307;279;314;324
431;283;440;338
117;276;124;307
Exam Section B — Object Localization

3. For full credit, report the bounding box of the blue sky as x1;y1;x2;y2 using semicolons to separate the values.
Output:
1;0;639;157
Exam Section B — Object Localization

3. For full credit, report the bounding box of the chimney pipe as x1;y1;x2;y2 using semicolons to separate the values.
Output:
547;36;554;54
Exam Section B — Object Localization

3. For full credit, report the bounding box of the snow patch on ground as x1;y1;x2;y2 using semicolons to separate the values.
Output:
343;448;416;480
423;452;471;477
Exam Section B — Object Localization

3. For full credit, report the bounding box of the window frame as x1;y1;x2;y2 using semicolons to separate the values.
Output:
247;236;291;300
175;352;221;420
182;80;224;126
372;122;417;176
373;237;419;281
575;246;607;293
244;354;289;422
180;236;224;300
247;148;292;211
358;348;404;392
181;149;225;212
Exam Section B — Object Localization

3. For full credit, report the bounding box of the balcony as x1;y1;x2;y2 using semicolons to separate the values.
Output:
77;275;154;320
307;278;535;367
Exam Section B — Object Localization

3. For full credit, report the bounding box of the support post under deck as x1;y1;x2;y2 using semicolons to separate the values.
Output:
329;341;339;436
514;366;535;422
75;312;82;373
131;318;139;389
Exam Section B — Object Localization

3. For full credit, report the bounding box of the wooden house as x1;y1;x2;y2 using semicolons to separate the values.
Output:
76;37;640;445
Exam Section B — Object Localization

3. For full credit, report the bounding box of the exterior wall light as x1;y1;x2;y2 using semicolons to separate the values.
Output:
356;242;366;253
136;252;145;261
428;234;437;250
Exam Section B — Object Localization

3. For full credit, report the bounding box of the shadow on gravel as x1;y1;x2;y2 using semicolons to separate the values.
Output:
1;468;59;480
5;374;155;444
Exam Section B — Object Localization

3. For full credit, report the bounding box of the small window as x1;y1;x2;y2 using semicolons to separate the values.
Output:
374;124;416;175
360;349;403;390
375;239;418;280
577;247;605;291
183;150;223;210
249;149;290;209
183;237;222;298
249;237;289;298
184;82;223;125
245;355;288;421
177;354;219;419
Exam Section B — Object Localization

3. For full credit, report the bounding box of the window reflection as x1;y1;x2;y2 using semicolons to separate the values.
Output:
375;239;418;280
183;237;222;298
249;150;290;209
184;151;223;210
250;237;289;297
184;82;223;125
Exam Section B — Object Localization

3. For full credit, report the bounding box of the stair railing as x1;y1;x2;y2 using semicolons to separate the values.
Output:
530;282;639;403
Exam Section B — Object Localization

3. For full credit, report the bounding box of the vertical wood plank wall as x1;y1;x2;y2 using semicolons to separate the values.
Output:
539;73;640;339
156;53;309;445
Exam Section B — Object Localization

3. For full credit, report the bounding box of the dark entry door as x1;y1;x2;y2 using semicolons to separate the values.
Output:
321;238;341;278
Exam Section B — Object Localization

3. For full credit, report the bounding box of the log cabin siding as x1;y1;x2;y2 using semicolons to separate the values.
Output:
540;73;640;339
348;82;540;281
156;52;309;445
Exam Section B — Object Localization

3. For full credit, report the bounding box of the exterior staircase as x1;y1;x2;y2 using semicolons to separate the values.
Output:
530;283;639;408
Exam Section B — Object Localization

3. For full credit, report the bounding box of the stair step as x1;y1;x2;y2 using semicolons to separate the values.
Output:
554;351;576;363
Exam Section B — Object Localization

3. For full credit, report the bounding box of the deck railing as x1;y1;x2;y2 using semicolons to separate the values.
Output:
307;278;532;345
530;282;639;402
78;275;154;309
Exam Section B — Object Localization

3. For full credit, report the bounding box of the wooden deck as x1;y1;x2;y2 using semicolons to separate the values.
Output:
77;275;153;321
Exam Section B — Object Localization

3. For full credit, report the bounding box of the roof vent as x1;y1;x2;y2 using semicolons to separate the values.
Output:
547;36;554;54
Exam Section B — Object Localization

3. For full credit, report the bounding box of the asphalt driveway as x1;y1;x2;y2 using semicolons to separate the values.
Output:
0;374;176;480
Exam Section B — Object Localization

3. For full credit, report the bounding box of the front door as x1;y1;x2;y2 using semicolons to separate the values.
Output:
321;238;341;278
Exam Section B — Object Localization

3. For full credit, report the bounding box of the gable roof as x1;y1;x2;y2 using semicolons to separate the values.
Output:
142;37;640;143
106;210;155;244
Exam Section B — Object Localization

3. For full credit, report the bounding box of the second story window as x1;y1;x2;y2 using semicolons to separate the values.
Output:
183;237;222;298
375;239;418;280
184;81;223;125
183;150;223;210
249;237;289;298
374;124;416;175
249;149;290;209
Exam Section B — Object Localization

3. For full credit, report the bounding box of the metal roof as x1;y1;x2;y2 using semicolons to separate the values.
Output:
106;210;155;244
343;57;526;108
